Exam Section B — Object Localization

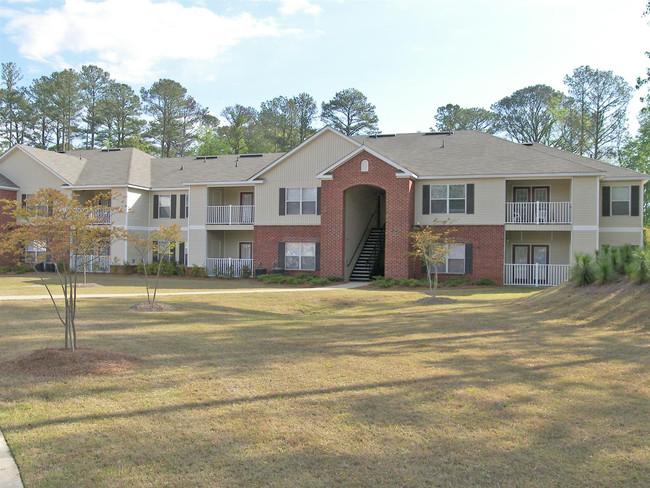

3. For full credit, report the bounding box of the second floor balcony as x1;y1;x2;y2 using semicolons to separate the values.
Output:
506;201;572;224
207;205;255;225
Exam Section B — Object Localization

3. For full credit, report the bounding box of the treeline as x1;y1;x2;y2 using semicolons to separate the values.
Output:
0;62;380;157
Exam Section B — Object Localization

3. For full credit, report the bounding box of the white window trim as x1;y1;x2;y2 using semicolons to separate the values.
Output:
610;186;631;216
286;188;317;215
430;184;467;214
434;243;466;274
285;242;316;271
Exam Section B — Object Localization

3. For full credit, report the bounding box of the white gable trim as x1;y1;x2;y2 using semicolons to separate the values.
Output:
0;145;73;185
601;176;649;182
248;126;361;181
316;145;415;179
0;185;18;191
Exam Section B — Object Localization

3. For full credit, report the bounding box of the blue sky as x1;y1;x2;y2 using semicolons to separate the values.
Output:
1;0;649;134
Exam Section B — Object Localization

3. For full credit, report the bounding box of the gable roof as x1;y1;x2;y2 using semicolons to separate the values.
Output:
0;172;18;190
4;145;86;184
316;144;415;179
66;147;153;187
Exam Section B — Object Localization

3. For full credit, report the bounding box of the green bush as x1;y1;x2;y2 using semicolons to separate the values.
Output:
309;277;329;286
626;248;650;284
327;276;344;282
0;265;32;274
240;266;251;279
595;258;616;284
572;253;597;286
188;265;207;278
442;277;470;287
474;278;495;286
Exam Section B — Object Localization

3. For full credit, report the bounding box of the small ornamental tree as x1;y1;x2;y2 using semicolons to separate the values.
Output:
0;189;125;351
128;224;181;306
409;221;458;297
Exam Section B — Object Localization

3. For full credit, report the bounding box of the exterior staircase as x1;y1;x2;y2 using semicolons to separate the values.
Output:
349;228;385;281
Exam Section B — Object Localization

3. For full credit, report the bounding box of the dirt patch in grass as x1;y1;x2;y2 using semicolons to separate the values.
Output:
415;296;457;305
1;348;140;377
127;302;175;312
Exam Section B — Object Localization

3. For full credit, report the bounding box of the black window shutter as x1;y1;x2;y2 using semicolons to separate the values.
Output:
465;243;473;275
315;242;321;271
170;195;177;219
278;242;285;269
466;184;475;214
422;185;430;215
153;195;159;219
316;187;322;215
21;194;26;207
602;186;610;217
631;185;640;217
279;188;286;216
178;242;185;265
180;194;186;218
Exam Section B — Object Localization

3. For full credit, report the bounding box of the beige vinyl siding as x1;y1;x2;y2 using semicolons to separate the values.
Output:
256;130;357;225
207;186;255;206
571;229;598;260
415;178;504;225
127;188;149;228
505;231;571;264
0;150;66;192
599;230;644;248
187;185;207;267
599;182;644;229
206;230;254;258
109;187;127;262
572;176;599;226
505;179;571;202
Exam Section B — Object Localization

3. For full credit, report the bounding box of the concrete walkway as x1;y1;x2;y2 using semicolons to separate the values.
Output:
0;281;369;302
0;429;23;488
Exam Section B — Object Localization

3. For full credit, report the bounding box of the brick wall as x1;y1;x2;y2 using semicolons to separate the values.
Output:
253;225;321;274
321;151;415;279
0;189;18;266
415;225;505;284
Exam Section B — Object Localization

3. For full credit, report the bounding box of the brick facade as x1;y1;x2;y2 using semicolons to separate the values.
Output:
0;189;17;266
415;225;505;284
253;225;321;274
321;150;415;280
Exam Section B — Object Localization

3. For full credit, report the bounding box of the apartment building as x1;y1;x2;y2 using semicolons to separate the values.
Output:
0;127;647;285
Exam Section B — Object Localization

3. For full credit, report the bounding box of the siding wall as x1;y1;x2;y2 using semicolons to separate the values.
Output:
572;176;599;227
255;130;357;225
414;178;505;225
599;231;644;247
188;185;207;267
505;231;571;264
0;151;65;192
505;179;571;202
207;186;255;206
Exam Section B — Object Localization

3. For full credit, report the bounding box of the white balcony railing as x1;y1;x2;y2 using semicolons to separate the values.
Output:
92;208;111;224
70;255;111;273
206;258;254;277
506;202;572;224
206;205;255;225
503;264;571;287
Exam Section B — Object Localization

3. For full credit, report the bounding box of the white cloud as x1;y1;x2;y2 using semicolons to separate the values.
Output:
278;0;322;16
1;0;296;83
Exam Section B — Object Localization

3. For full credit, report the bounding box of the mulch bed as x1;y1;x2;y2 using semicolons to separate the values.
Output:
1;348;140;377
127;302;175;312
415;296;457;305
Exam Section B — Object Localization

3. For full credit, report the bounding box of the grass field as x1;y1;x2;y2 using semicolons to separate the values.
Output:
0;277;648;487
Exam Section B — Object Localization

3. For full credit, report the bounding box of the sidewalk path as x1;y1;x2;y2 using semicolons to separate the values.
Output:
0;429;23;488
0;281;369;302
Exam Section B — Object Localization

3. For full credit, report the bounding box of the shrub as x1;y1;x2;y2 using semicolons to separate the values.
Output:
474;278;495;286
595;259;616;284
442;277;470;287
572;253;597;286
121;261;135;275
626;248;650;284
189;265;207;278
327;276;344;282
616;244;635;274
309;277;329;286
0;265;31;274
240;266;251;279
136;263;146;275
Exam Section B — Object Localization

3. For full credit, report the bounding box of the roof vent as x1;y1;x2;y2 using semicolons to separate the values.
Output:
101;148;122;152
239;154;263;158
424;131;453;136
522;142;534;146
195;155;219;160
369;134;396;138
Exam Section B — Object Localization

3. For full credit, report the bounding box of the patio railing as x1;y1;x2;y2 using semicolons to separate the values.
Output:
506;202;572;224
70;255;111;273
206;258;254;277
206;205;254;225
503;263;571;286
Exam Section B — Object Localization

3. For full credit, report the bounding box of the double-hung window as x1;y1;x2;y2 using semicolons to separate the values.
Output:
431;184;466;214
286;188;317;215
611;187;630;216
434;244;466;274
285;242;316;270
158;195;171;219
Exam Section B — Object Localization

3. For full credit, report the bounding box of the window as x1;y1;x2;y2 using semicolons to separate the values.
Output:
158;195;171;219
431;184;466;214
611;187;630;216
434;244;466;274
285;242;316;270
286;188;317;215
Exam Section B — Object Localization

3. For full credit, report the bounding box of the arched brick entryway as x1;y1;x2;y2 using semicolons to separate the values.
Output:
320;150;415;279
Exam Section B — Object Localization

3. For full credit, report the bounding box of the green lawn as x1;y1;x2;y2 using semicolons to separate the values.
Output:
0;278;648;487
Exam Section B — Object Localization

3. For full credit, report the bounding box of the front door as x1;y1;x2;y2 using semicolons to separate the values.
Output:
532;245;549;284
240;192;254;224
239;242;253;260
532;187;549;202
513;245;530;283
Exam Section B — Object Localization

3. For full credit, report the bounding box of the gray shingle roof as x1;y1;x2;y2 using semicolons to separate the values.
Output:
68;147;152;187
352;131;648;179
0;172;18;189
19;145;86;184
